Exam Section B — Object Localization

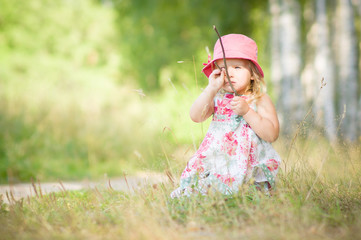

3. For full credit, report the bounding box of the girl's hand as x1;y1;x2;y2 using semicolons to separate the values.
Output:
230;96;250;116
208;68;225;91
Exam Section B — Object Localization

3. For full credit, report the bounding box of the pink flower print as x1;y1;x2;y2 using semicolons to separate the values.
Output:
214;173;235;187
240;124;250;138
225;108;233;116
248;141;257;166
266;159;279;172
181;166;191;178
191;157;204;173
224;177;235;186
181;156;205;178
196;133;213;156
215;98;233;117
225;94;234;99
222;132;238;156
224;131;235;142
215;100;224;114
240;95;248;101
238;143;248;156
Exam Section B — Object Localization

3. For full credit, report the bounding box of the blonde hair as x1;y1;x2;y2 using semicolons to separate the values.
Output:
245;61;266;102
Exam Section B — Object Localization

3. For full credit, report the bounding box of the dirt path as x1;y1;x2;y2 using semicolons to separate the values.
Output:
0;172;168;204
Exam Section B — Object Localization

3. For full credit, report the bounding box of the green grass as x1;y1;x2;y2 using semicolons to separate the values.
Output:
1;2;361;238
0;20;210;183
0;60;207;183
1;138;360;240
0;39;211;183
2;47;360;239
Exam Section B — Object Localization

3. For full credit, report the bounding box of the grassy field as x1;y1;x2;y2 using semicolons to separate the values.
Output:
0;7;209;183
0;62;209;183
1;1;360;239
1;35;360;240
0;0;204;183
1;135;360;240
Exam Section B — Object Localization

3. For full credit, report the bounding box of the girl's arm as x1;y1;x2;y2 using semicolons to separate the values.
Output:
230;94;279;142
190;69;225;123
189;85;217;122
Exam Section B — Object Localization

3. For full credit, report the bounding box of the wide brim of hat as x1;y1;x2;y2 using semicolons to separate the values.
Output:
202;57;264;78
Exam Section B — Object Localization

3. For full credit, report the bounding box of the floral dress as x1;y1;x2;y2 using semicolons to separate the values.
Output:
171;92;281;198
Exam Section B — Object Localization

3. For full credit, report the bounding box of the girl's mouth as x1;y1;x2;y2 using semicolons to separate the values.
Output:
225;81;236;85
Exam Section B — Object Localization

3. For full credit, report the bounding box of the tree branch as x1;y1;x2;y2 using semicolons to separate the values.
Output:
213;25;239;96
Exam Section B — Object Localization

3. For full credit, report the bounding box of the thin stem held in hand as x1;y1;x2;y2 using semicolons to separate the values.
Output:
213;25;239;96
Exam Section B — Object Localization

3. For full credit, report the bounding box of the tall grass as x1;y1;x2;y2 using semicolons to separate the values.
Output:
1;2;361;238
0;71;183;183
0;0;192;183
2;63;361;238
2;47;360;239
0;53;211;183
0;135;360;239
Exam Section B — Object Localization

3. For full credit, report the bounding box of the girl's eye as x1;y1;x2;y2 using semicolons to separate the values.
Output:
235;66;241;69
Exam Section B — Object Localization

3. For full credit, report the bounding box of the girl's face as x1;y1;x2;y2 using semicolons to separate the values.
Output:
215;58;253;95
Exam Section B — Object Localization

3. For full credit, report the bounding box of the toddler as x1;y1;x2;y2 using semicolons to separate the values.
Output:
171;34;281;197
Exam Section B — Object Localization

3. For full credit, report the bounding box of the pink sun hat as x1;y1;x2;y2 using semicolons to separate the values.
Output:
202;34;264;78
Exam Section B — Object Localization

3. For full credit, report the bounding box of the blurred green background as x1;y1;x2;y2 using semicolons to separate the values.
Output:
0;0;360;184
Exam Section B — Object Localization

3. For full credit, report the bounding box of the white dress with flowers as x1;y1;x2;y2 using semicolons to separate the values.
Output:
171;92;281;198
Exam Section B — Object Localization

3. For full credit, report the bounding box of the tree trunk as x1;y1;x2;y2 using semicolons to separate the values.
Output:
335;0;359;141
278;0;304;136
314;0;337;141
269;0;282;98
352;0;361;140
301;0;317;106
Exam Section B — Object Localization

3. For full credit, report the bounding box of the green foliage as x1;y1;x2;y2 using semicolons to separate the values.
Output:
0;0;160;183
0;0;116;64
0;74;184;183
113;0;270;90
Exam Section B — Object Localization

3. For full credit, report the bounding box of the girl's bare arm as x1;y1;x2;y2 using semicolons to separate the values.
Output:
242;94;280;142
189;85;218;122
190;69;225;123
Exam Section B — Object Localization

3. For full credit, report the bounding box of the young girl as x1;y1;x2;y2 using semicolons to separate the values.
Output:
171;34;281;198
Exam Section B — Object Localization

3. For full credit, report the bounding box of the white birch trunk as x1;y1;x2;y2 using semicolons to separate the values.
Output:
335;0;359;141
301;1;317;105
352;0;361;140
278;0;304;135
269;0;282;98
314;0;337;141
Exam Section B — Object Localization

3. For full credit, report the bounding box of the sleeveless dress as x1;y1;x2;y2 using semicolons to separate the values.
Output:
171;92;281;198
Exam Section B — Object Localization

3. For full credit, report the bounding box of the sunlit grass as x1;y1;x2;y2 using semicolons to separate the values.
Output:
2;53;361;238
1;138;360;240
2;43;360;240
0;52;207;183
0;42;217;183
1;2;361;238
